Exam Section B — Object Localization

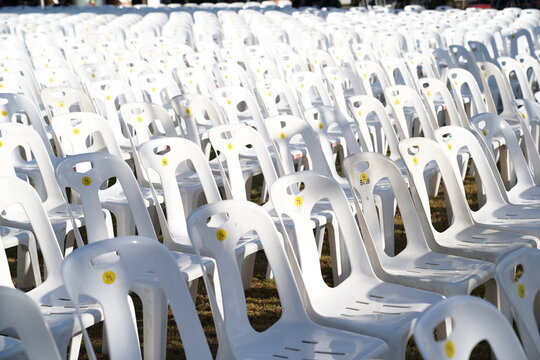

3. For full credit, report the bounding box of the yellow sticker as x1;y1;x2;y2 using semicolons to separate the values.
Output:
0;140;4;147
412;156;419;165
267;91;273;97
161;158;169;167
49;78;54;83
0;84;3;88
482;129;488;137
318;122;324;130
188;79;193;84
447;143;452;151
521;112;526;119
360;173;369;185
518;283;526;298
357;110;363;116
224;74;229;79
425;90;432;97
105;95;111;100
454;81;458;86
294;195;303;207
333;76;338;81
81;176;92;186
279;132;286;140
394;98;400;105
226;99;232;105
216;228;227;241
300;83;305;88
73;128;80;135
136;115;144;123
227;143;234;151
151;87;156;92
91;73;96;78
444;340;455;358
185;108;191;115
1;110;8;117
102;270;116;285
363;73;367;78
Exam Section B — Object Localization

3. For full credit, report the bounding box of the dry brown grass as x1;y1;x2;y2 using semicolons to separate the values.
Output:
7;174;494;359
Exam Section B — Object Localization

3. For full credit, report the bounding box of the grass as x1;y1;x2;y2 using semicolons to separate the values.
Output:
7;172;495;359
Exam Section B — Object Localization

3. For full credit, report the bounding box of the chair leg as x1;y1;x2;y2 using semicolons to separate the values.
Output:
240;253;256;290
68;334;83;360
131;280;168;360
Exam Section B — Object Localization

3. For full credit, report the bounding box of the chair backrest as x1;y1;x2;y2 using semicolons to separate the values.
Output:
354;60;391;98
270;171;377;291
414;295;526;360
418;77;469;129
498;56;535;101
398;136;475;227
447;68;489;116
119;102;177;145
495;247;540;359
289;71;333;110
385;85;438;139
0;123;65;207
55;152;156;242
469;112;536;191
213;86;271;143
0;176;63;288
255;78;302;118
476;61;514;117
0;286;62;360
0;92;55;159
50;112;123;158
88;79;137;135
41;86;95;119
344;152;433;259
208;124;278;201
186;200;308;356
174;67;217;98
61;236;212;360
137;72;181;106
265;114;332;176
138;137;221;245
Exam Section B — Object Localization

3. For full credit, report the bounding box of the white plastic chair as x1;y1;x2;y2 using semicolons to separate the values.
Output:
400;134;538;263
0;176;102;360
0;286;62;360
495;247;540;359
343;151;496;297
470;113;540;205
270;171;444;357
0;123;85;252
187;199;390;359
40;86;95;119
414;295;526;360
61;236;213;360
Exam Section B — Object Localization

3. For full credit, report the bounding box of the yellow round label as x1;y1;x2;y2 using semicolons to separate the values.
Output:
279;132;286;140
151;87;156;92
267;91;273;97
49;78;55;83
360;173;369;185
227;143;234;150
333;76;338;81
91;73;96;78
81;176;92;186
394;99;401;105
0;140;4;147
73;128;80;135
1;110;8;117
59;102;65;108
185;108;191;115
105;95;111;100
521;112;526;119
447;143;452;151
0;84;4;88
216;228;227;241
318;122;324;130
136;115;144;123
482;129;488;137
412;156;419;166
425;90;432;97
300;83;305;88
518;283;526;298
444;340;455;358
357;110;363;116
294;195;303;207
161;158;169;167
102;270;116;285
